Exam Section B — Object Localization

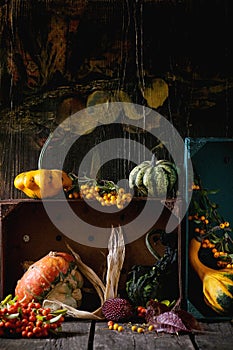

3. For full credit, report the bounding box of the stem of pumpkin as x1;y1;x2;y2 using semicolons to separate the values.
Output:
150;153;157;167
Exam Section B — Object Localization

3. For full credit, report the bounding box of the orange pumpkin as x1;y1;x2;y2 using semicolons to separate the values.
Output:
15;251;82;305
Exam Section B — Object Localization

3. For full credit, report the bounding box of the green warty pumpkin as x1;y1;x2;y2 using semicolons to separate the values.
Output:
129;155;178;197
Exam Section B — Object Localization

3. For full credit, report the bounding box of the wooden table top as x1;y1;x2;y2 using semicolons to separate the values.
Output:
0;319;232;350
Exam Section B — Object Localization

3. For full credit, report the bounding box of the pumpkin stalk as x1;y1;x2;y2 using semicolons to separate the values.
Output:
150;153;157;167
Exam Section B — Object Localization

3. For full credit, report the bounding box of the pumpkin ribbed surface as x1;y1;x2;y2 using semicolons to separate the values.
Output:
189;238;233;315
129;156;178;197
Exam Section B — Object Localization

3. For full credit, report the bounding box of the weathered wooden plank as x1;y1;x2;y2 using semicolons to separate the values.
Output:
93;321;195;350
193;322;233;350
0;320;92;350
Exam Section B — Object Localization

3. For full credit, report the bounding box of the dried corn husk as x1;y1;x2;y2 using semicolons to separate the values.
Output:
43;226;125;319
65;243;106;305
104;226;125;300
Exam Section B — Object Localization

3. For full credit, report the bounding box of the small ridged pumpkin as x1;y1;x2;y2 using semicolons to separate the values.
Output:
15;251;84;308
189;238;233;315
14;169;72;199
129;155;178;197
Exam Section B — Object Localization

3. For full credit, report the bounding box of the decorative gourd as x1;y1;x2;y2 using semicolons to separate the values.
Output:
14;169;72;199
129;155;178;197
189;238;233;315
15;251;84;308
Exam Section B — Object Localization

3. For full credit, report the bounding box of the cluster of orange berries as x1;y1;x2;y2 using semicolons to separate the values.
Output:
191;184;200;190
188;214;209;235
68;183;132;209
201;238;233;269
107;320;154;334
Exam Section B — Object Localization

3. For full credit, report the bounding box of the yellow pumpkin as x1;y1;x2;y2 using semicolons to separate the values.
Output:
14;169;72;199
189;238;233;315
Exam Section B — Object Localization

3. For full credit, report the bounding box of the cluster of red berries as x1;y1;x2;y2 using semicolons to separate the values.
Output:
0;295;66;338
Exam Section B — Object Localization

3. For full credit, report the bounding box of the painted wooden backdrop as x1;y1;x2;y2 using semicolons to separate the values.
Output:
0;0;232;199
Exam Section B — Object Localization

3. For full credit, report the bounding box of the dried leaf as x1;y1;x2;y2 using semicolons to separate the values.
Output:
154;311;190;334
42;299;104;320
66;243;106;305
175;309;203;331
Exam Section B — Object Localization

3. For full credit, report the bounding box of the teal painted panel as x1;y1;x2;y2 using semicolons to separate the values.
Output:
184;137;233;320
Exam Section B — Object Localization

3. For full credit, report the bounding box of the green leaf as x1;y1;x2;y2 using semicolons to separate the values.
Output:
49;314;62;324
1;294;12;305
6;312;19;319
52;309;67;315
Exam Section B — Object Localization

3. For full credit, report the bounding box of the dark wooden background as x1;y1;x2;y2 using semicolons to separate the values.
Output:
0;0;232;199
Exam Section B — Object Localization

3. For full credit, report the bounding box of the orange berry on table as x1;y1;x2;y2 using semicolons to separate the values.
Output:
113;323;119;330
148;325;154;331
131;325;137;332
118;326;124;332
137;327;144;333
108;321;114;327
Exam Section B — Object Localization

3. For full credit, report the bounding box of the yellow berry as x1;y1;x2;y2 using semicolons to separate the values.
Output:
118;326;124;332
137;327;144;333
220;223;225;229
113;323;119;330
224;221;230;227
108;325;113;330
148;325;154;331
118;188;125;195
131;325;137;332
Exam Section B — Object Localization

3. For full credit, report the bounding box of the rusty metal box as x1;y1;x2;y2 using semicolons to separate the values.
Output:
0;198;180;310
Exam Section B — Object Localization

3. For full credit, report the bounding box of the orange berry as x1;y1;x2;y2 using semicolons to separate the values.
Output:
113;323;119;330
200;216;205;221
137;327;144;333
224;221;230;227
195;228;200;233
131;325;137;332
220;223;225;229
108;321;114;327
118;326;124;332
